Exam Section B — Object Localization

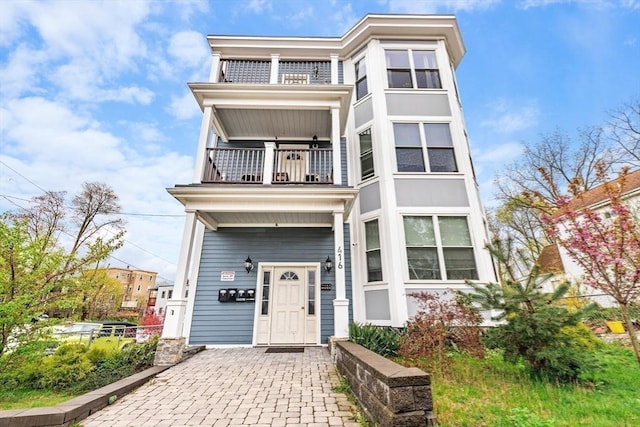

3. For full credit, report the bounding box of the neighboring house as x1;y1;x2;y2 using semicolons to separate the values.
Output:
159;14;495;354
538;169;640;307
153;282;188;316
103;267;158;310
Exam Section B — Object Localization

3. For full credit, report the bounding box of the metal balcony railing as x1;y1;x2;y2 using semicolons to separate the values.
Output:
202;147;333;184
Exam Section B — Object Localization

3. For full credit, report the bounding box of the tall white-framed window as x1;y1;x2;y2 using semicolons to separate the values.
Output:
403;216;478;281
364;219;382;282
385;49;441;89
355;58;368;100
359;128;374;181
393;122;457;173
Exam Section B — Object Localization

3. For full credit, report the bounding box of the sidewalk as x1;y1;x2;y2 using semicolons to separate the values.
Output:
82;347;360;426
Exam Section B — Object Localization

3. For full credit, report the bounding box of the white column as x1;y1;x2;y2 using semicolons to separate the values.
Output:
192;106;214;183
263;142;276;184
333;211;349;338
182;221;205;339
209;51;221;82
162;210;197;338
331;107;341;185
269;54;280;84
330;54;339;84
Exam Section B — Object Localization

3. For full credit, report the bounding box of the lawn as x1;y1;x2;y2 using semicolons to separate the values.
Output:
0;389;78;410
400;343;640;427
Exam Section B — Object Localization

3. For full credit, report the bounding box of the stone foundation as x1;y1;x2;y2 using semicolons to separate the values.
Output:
335;341;436;426
154;337;186;366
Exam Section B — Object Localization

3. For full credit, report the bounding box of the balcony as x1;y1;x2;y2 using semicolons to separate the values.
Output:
202;146;333;185
218;60;333;85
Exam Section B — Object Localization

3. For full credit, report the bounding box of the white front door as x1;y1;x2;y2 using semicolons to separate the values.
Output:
269;267;305;344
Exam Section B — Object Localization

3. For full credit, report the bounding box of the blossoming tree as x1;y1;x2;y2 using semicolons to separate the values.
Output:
541;167;640;364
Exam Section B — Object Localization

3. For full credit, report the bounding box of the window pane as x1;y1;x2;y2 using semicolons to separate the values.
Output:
367;250;383;282
443;248;478;280
403;216;435;246
387;70;412;88
396;148;425;172
355;59;367;78
406;247;441;280
393;123;421;146
415;70;441;89
308;301;315;315
439;217;472;246
413;50;438;68
365;220;380;250
356;79;368;99
428;148;457;172
385;50;410;67
361;152;374;179
424;124;452;147
359;129;372;152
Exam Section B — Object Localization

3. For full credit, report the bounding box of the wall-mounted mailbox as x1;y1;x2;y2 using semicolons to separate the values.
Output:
218;288;256;302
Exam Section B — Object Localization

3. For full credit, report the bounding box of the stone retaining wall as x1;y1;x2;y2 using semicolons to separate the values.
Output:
334;341;435;427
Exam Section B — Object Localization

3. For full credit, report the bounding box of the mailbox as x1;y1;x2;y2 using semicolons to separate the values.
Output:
246;289;256;301
218;289;229;302
227;288;237;301
237;289;246;301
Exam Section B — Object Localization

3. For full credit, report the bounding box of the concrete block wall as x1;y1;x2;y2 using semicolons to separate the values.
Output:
335;341;436;426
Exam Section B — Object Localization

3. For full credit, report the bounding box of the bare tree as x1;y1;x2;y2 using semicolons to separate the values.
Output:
608;98;640;167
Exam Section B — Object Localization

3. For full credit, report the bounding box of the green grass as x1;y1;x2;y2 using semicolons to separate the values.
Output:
0;389;78;410
398;344;640;427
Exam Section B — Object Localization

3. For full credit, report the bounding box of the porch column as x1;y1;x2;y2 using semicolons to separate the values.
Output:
269;54;280;84
331;107;342;185
192;106;214;183
333;211;349;338
209;51;221;82
330;53;339;84
161;210;197;339
263;141;276;184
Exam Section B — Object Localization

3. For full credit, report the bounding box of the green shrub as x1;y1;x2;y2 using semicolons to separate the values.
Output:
38;344;94;390
500;407;555;427
349;323;402;357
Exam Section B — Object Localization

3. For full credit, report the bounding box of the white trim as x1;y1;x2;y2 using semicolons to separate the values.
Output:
182;221;205;342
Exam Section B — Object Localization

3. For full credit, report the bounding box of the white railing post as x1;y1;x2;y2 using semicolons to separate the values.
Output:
331;107;341;185
263;142;276;184
330;54;339;84
270;54;280;84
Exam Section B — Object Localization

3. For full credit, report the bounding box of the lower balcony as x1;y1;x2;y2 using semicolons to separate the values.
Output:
202;146;333;185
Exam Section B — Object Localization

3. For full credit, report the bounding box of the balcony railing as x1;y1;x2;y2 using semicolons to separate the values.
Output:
218;60;332;85
203;147;333;184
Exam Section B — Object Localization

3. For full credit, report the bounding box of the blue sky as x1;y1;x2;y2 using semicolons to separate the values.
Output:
1;0;639;282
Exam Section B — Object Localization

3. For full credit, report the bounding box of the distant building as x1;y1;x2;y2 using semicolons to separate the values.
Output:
103;267;158;310
538;169;640;307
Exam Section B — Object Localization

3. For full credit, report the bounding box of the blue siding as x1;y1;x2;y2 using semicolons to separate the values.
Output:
190;227;352;345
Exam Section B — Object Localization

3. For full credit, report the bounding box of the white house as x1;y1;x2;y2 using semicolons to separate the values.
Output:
538;169;640;307
157;14;495;358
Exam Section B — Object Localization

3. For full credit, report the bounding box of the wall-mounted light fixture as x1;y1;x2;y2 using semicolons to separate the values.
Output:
312;135;318;142
244;256;254;273
324;256;333;273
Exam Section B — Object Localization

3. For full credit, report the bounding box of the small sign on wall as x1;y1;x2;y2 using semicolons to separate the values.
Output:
321;283;332;291
221;271;235;281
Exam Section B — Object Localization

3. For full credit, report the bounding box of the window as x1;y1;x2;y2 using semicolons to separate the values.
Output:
355;58;368;100
161;291;166;298
308;270;316;316
403;216;478;281
386;49;441;89
393;123;457;173
359;128;374;180
168;290;173;299
365;220;382;282
137;285;141;292
261;271;271;315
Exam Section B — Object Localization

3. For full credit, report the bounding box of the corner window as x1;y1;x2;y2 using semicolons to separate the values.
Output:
386;49;441;89
355;58;368;100
403;216;478;281
168;290;173;299
359;128;374;180
393;123;457;173
365;220;382;282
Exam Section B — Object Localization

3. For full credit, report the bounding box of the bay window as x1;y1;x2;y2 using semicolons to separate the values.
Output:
403;216;478;281
359;128;374;180
355;58;368;100
393;123;457;173
386;49;441;89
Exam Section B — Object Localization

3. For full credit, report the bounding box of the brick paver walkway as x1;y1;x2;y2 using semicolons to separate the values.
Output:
82;347;360;426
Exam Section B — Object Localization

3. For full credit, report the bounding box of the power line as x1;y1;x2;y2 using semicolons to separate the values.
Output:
0;159;49;193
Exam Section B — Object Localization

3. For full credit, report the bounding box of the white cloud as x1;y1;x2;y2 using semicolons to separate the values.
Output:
168;91;201;120
474;142;524;164
168;31;209;70
481;98;540;134
0;44;48;98
246;0;272;13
